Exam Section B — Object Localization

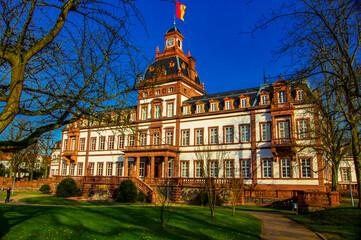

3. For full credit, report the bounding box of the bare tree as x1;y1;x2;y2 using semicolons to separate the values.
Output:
194;145;229;218
0;0;144;152
251;0;361;208
228;177;244;216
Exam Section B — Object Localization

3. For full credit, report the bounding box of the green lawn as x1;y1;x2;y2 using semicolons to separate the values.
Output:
18;196;150;206
0;204;260;240
288;207;361;240
0;191;42;198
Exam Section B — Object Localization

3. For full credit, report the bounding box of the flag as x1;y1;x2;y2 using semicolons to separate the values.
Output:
176;1;186;21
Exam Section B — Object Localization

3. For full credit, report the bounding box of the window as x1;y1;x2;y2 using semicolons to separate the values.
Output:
195;161;202;178
261;123;271;141
153;133;159;145
210;161;218;177
143;92;148;97
166;131;173;145
182;130;189;146
278;91;286;103
181;161;189;177
169;87;174;93
129;135;135;146
195;129;203;145
156;89;160;95
225;160;233;178
91;137;96;150
70;137;76;151
62;163;67;175
301;158;312;178
210;128;218;144
116;162;123;176
130;113;135;121
184;88;187;94
99;137;106;150
168;161;173;178
98;163;104;176
109;136;115;150
167;103;174;117
139;162;145;177
210;102;217;112
263;159;272;178
118;135;124;149
240;98;247;108
279;121;290;139
225;126;233;143
154;105;161;119
90;163;94;175
281;159;291;178
183;106;189;115
64;139;68;151
297;90;304;100
240;125;250;142
78;163;83;176
225;101;231;110
80;138;85;151
69;163;75;176
140;133;147;146
241;160;250;178
142;107;148;120
341;168;351;182
197;104;203;113
298;119;309;139
107;162;113;176
261;95;268;105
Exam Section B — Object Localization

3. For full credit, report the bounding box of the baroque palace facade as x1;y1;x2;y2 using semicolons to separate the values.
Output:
50;26;332;191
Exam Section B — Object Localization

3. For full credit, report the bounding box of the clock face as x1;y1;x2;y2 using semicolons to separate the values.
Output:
167;38;175;47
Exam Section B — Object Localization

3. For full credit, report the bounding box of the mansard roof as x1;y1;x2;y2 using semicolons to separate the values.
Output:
143;56;201;84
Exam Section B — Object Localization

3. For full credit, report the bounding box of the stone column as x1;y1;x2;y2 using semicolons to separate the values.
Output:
164;156;169;178
150;156;155;178
124;157;128;177
174;155;179;177
136;157;140;177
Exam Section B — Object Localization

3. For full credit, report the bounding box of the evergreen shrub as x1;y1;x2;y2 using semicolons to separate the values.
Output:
39;184;51;194
56;178;78;197
117;180;138;202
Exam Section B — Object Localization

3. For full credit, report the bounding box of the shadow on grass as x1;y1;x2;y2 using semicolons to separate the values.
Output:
0;204;260;240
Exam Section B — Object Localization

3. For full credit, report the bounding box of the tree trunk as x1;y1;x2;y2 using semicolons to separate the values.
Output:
331;163;339;191
349;123;361;209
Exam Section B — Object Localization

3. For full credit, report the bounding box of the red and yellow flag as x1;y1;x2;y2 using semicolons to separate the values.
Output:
176;1;186;21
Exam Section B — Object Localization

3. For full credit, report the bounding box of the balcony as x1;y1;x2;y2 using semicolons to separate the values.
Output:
124;144;179;153
62;149;78;163
271;138;296;157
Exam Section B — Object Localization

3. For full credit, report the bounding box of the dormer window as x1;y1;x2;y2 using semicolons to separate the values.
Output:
197;104;202;113
210;102;217;112
225;101;231;110
261;95;268;105
297;90;304;101
278;91;286;103
183;106;189;115
240;98;247;108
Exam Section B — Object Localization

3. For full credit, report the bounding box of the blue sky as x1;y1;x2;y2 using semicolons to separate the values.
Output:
132;0;289;94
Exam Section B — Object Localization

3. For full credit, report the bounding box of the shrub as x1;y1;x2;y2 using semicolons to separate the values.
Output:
39;184;51;194
117;180;138;202
56;178;78;197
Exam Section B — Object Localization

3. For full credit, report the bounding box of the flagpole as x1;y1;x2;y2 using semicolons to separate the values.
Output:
173;0;176;26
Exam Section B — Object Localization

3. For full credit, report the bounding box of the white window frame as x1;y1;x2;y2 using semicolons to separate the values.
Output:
197;104;203;113
99;137;106;150
261;95;268;105
225;126;233;143
278;91;286;103
210;128;218;144
109;136;115;150
90;163;94;175
140;133;147;146
263;159;272;178
182;130;189;146
118;135;124;149
241;160;250;178
210;102;217;112
301;158;312;178
142;107;147;120
154;105;161;119
225;160;233;178
281;159;291;178
298;120;309;139
241;98;247;108
98;163;104;176
167;103;174;117
181;162;189;177
225;101;231;110
240;125;250;142
183;106;189;115
166;132;173;145
261;123;271;141
195;161;202;178
279;121;290;139
139;162;145;177
195;129;203;145
153;133;160;145
107;162;113;176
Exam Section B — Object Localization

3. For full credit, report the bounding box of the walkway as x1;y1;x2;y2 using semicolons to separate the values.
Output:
241;210;322;240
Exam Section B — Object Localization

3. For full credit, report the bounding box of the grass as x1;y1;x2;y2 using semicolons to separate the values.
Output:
289;207;361;240
340;196;359;207
231;205;293;213
19;196;149;206
0;204;261;239
0;191;42;198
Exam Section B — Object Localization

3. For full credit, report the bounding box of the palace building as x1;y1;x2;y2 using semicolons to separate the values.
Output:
50;26;348;194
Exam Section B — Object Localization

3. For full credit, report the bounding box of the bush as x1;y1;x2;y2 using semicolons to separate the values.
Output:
117;180;138;202
56;178;78;197
39;184;51;194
